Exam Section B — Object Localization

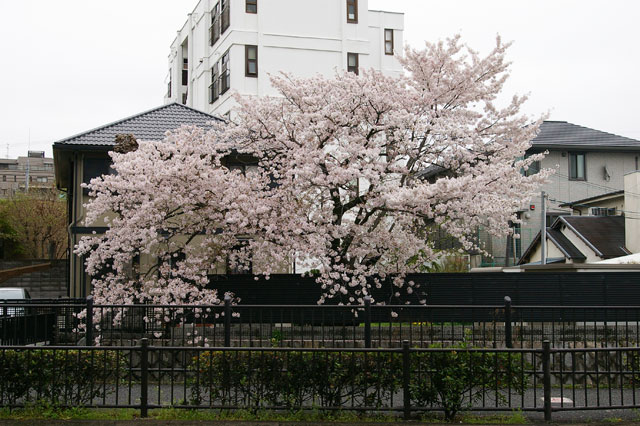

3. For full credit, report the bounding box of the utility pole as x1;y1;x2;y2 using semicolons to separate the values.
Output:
541;191;547;265
25;129;30;192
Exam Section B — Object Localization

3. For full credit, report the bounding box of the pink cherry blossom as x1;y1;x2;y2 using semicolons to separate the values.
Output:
77;36;550;317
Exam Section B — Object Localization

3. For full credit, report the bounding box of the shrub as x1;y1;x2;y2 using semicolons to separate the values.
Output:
189;350;401;409
409;341;529;421
0;349;126;406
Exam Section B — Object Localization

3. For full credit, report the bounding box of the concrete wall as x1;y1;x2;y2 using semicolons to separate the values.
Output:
0;260;68;298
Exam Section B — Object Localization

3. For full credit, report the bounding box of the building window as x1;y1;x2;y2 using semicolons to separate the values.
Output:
37;177;47;183
569;153;586;180
346;0;358;23
384;29;394;55
245;45;258;77
246;0;257;13
221;0;230;33
210;2;221;46
182;58;188;86
220;50;230;94
525;160;541;177
209;63;219;104
167;71;172;97
591;207;617;217
347;52;359;75
2;176;5;182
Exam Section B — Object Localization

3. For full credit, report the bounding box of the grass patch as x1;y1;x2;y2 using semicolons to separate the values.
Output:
0;405;531;423
0;406;137;420
0;406;396;422
420;410;528;424
152;408;396;422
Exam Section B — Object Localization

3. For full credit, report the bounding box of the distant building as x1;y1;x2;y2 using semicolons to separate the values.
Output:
0;151;55;198
481;121;640;266
518;171;640;265
164;0;404;116
420;121;640;267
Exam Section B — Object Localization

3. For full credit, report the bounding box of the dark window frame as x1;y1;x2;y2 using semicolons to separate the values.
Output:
181;58;188;86
245;45;258;77
221;0;230;33
220;50;231;95
246;0;257;13
569;152;586;181
210;2;221;46
347;52;359;75
346;0;358;23
209;63;219;104
384;28;394;55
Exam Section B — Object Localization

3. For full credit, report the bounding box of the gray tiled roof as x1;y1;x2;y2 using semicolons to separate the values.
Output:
560;216;629;258
531;121;640;150
558;190;624;209
53;103;221;148
546;228;586;261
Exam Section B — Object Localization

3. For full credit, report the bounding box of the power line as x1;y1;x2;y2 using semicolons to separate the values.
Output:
547;197;640;216
544;170;640;198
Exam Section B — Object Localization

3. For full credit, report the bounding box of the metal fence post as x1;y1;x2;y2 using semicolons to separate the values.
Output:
542;340;552;422
504;296;513;348
364;296;372;348
402;340;411;420
140;338;149;418
224;295;231;347
86;296;94;346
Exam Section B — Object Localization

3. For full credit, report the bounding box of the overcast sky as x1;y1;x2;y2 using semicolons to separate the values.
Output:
1;0;638;158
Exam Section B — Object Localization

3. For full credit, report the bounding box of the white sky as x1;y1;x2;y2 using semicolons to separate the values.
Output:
1;0;639;158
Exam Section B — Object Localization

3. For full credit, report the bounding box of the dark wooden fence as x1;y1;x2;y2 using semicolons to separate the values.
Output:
207;272;640;306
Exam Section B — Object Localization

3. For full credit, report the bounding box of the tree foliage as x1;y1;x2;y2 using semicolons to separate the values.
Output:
78;36;549;307
0;188;67;260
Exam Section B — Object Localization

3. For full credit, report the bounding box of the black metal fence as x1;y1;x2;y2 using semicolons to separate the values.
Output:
4;297;640;349
3;340;640;421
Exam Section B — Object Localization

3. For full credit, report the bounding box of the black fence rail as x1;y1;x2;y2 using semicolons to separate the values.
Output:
3;340;640;421
0;299;85;345
4;297;640;349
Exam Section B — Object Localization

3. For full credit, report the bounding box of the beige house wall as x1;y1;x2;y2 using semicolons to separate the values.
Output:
625;171;640;254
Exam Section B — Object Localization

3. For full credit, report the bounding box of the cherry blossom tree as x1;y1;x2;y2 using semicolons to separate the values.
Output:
77;36;550;310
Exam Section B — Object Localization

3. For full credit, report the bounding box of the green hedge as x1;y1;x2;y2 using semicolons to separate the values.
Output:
190;350;401;408
0;350;126;406
409;343;529;421
189;343;529;420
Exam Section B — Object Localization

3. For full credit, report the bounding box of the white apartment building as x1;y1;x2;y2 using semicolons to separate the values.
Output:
164;0;404;116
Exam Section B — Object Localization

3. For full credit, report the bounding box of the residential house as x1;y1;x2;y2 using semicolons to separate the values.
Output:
165;0;404;116
482;121;640;266
53;103;222;298
517;170;640;265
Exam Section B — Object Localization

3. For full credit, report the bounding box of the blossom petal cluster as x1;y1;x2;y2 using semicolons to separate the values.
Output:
78;36;550;311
